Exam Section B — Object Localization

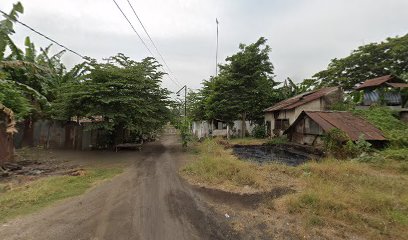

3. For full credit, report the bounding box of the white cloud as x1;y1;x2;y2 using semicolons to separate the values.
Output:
2;0;407;91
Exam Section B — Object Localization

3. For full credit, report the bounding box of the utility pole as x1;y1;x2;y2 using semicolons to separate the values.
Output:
215;18;219;77
176;85;187;123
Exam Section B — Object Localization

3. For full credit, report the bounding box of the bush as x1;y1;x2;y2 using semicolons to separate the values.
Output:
354;107;408;148
381;148;408;161
323;129;371;159
251;124;266;138
174;120;192;148
322;129;351;158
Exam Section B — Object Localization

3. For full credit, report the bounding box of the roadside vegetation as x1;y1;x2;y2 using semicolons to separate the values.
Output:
1;2;173;147
183;138;265;188
0;167;122;222
181;138;295;192
182;108;408;239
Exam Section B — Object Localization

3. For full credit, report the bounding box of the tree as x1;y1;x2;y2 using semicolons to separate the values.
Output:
1;2;65;117
52;54;172;144
0;2;24;60
277;77;317;100
0;80;30;119
313;34;408;90
204;37;278;137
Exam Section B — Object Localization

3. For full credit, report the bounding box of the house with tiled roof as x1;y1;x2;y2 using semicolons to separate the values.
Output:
264;87;343;136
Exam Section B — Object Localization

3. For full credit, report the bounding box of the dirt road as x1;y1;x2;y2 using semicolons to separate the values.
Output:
0;135;238;240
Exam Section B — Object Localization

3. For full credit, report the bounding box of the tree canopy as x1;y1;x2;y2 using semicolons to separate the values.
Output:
313;34;408;90
1;2;173;144
52;54;172;141
188;37;279;129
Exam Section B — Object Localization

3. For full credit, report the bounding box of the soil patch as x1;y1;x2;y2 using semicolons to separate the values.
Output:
166;189;242;239
194;186;295;209
0;160;77;179
232;144;321;166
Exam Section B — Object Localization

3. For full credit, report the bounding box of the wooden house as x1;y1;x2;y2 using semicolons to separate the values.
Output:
284;111;386;147
264;87;342;136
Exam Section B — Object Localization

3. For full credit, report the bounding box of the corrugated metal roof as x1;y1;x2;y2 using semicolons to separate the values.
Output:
264;87;339;112
296;111;386;141
386;82;408;88
355;75;407;90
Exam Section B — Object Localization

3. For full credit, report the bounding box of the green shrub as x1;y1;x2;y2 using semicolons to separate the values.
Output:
175;120;192;148
323;129;372;159
381;148;408;161
251;124;266;138
354;107;408;148
322;129;351;158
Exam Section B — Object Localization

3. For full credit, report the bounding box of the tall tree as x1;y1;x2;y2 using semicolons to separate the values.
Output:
205;37;278;137
313;34;408;90
53;54;172;144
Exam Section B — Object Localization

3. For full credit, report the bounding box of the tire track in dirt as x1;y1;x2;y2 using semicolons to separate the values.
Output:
0;135;242;240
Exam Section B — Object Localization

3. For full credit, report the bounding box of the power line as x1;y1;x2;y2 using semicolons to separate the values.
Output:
126;0;182;86
0;9;86;59
111;0;155;57
111;0;181;88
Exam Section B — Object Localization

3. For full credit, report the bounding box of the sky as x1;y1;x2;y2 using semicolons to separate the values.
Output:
1;0;408;93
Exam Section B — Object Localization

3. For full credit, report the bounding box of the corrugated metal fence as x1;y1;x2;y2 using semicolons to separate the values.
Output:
0;114;14;165
0;108;14;166
14;120;107;151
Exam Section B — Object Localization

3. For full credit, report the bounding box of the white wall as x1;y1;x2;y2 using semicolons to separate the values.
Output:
192;121;210;139
192;120;256;138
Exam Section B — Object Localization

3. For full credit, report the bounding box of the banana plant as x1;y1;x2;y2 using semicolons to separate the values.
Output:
0;2;24;60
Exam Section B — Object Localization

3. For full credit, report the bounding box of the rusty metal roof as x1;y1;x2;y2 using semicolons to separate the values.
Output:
285;111;386;141
355;75;406;90
264;87;339;112
386;82;408;88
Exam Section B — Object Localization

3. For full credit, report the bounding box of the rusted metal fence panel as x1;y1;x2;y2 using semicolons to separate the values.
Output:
13;120;107;151
0;105;15;166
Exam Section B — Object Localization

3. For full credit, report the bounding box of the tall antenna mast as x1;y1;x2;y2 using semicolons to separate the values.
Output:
215;18;219;77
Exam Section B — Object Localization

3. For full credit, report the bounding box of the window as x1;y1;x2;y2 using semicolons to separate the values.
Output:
275;119;289;130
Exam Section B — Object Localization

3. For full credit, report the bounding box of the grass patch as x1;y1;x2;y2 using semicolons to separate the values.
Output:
353;107;408;148
183;134;408;238
286;159;408;239
182;139;294;191
227;137;268;146
0;167;122;222
266;136;288;145
183;139;265;188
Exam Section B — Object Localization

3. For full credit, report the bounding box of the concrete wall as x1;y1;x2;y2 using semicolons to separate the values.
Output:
191;120;256;139
192;121;210;139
